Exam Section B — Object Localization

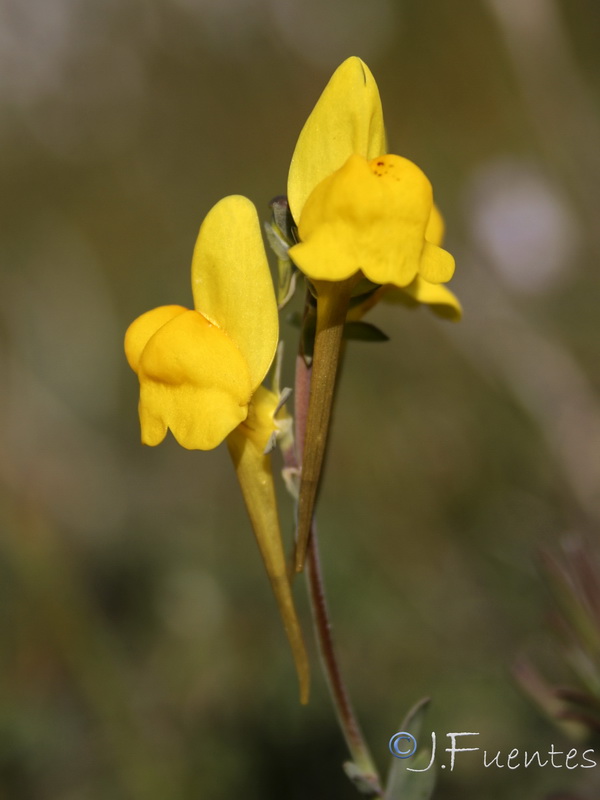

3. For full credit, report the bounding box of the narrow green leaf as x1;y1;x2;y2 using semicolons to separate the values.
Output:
385;751;436;800
343;321;389;342
385;699;437;800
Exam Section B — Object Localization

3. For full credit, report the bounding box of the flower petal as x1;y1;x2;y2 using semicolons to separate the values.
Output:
385;276;463;321
191;195;278;392
426;204;445;247
124;305;188;373
136;309;252;450
288;57;386;225
290;153;454;286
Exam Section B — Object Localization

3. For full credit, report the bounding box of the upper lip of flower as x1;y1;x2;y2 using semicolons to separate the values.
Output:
124;194;279;450
287;56;387;227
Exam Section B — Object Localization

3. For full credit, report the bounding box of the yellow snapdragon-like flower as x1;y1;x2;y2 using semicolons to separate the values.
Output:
125;195;309;703
287;58;461;570
287;57;459;305
125;196;279;450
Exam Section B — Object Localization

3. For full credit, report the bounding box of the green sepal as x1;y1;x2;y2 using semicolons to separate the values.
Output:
288;314;388;344
265;196;300;309
263;220;290;262
269;195;296;244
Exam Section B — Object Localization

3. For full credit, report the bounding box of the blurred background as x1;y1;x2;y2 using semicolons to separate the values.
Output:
1;0;600;797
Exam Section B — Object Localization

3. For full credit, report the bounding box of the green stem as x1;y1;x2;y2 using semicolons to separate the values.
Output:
295;279;355;572
294;353;383;796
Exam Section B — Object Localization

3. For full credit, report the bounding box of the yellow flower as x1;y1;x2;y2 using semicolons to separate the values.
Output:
287;58;460;570
125;195;309;703
287;56;456;296
125;195;279;450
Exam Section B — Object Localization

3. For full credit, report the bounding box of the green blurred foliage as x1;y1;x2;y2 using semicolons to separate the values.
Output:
1;0;600;797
